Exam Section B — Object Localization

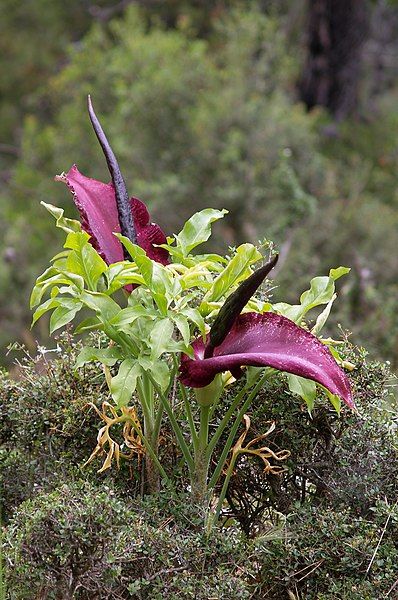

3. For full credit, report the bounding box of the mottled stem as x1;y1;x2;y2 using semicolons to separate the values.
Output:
192;405;211;507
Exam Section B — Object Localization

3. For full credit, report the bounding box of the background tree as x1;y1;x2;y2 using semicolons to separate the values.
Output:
1;0;398;371
299;0;370;120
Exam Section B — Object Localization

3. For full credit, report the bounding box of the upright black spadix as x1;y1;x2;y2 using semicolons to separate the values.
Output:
87;95;137;256
204;254;279;358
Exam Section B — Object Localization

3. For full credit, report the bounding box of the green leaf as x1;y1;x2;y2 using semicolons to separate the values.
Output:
149;319;175;361
179;264;213;292
287;374;317;413
271;302;302;322
30;267;63;307
74;316;102;333
274;268;349;323
324;389;342;414
199;300;222;319
111;359;141;408
51;250;70;262
145;358;170;392
329;266;350;280
64;230;90;250
193;253;228;266
170;313;190;346
246;366;265;388
179;307;206;340
175;209;228;256
31;269;84;308
311;294;337;335
80;291;121;322
31;297;60;326
75;346;123;368
49;300;83;333
204;243;262;303
41;202;82;233
137;355;171;392
82;244;107;287
118;239;153;282
110;306;154;328
117;237;179;314
34;265;59;284
64;232;107;290
299;276;335;310
105;263;144;293
273;267;350;327
328;345;343;362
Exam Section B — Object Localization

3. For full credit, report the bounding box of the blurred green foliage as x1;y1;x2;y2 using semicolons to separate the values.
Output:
1;0;398;372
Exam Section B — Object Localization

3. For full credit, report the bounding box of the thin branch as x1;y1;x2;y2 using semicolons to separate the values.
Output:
366;502;395;575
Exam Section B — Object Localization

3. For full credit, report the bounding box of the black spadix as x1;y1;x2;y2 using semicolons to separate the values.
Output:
204;253;279;358
87;95;137;254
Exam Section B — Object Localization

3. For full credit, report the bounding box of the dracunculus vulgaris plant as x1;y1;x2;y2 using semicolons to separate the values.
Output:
31;97;354;513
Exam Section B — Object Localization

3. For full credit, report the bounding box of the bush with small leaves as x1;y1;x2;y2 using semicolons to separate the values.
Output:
0;333;137;522
218;342;397;534
254;501;398;599
4;484;253;600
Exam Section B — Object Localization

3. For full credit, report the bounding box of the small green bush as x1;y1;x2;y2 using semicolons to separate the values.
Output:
255;501;398;599
218;342;397;533
4;483;252;599
4;482;130;599
0;333;138;521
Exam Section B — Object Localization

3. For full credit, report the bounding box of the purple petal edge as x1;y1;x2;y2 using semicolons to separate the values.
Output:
58;165;169;266
180;312;354;409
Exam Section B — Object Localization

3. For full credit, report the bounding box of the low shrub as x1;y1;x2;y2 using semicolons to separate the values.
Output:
0;333;138;522
255;501;398;599
4;483;252;599
218;342;398;534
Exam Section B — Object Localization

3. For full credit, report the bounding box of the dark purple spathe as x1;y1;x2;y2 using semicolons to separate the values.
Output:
180;312;354;408
58;165;169;266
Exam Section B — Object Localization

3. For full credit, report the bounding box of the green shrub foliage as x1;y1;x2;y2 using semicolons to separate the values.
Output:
4;483;252;600
256;501;398;599
218;343;398;534
0;333;137;521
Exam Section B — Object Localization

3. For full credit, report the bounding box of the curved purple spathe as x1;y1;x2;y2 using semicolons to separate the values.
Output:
57;165;169;266
180;312;354;408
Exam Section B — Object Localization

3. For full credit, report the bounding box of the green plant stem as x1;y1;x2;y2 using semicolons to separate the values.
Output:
208;369;272;490
103;325;164;492
152;402;164;446
126;414;169;483
99;322;195;479
147;373;195;473
142;375;154;418
137;373;166;493
192;404;211;506
207;371;263;458
209;391;223;421
152;359;178;455
173;355;198;452
144;431;160;493
136;379;153;431
211;448;239;527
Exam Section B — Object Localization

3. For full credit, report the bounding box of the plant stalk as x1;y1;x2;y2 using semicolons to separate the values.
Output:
209;369;272;490
191;404;211;507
